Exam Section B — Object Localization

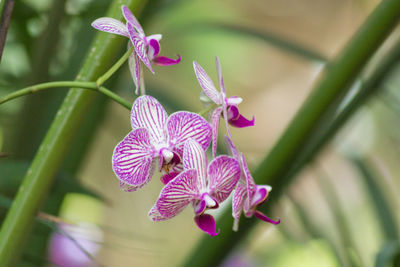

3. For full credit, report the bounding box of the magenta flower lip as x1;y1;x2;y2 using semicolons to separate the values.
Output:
91;5;181;94
149;139;241;235
193;57;255;157
112;96;212;192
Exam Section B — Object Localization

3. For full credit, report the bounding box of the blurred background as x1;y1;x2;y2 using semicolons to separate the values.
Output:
0;0;399;266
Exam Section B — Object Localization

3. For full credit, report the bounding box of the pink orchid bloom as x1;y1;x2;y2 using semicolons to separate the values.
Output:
112;96;211;192
193;57;255;157
91;6;181;94
149;139;241;236
232;153;280;231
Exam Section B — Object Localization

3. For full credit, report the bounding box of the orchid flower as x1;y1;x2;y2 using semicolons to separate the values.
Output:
112;96;211;192
193;57;255;157
149;139;241;236
232;152;280;231
92;5;181;94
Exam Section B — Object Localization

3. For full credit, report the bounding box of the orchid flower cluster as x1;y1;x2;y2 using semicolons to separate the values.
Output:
93;6;280;236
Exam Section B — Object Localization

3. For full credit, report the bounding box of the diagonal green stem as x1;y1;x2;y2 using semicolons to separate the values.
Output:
0;0;147;265
96;45;134;86
183;1;400;266
0;81;131;109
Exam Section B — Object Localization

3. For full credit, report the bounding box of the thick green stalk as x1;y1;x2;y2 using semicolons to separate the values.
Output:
0;0;147;265
183;1;400;266
0;81;131;109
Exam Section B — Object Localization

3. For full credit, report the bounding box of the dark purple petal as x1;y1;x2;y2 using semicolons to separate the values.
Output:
121;5;144;37
215;56;226;94
211;107;222;158
127;22;154;73
160;171;180;185
131;95;168;143
227;105;240;121
254;210;280;225
112;129;156;191
153;55;181;66
193;199;207;215
232;183;247;231
166;111;212;156
91;17;129;37
207;155;241;203
193;61;222;105
128;48;141;95
148;39;160;58
182;139;208;190
194;214;219;236
228;113;255;128
155;169;199;219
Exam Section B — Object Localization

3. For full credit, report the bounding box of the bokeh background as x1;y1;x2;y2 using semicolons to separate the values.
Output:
0;0;399;266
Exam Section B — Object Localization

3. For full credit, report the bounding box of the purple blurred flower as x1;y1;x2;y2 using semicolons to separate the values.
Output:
232;153;280;231
49;223;103;267
92;5;181;94
149;139;241;236
193;57;255;157
112;95;212;192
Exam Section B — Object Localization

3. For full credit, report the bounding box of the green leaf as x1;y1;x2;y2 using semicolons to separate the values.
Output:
375;241;400;267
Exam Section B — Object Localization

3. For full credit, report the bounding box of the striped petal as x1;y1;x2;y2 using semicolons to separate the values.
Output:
182;139;208;190
239;153;256;206
166;111;212;157
155;169;199;219
121;5;144;37
232;183;247;231
215;56;226;94
128;45;142;95
127;23;154;73
91;17;129;37
112;128;156;191
148;205;168;221
131;95;168;144
193;61;222;105
208;155;241;203
211;107;222;157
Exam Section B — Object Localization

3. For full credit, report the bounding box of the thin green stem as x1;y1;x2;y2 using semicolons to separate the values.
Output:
183;1;400;266
0;81;131;110
0;1;148;265
96;45;134;86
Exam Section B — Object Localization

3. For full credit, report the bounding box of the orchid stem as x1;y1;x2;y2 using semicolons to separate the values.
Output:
96;45;135;87
0;81;131;110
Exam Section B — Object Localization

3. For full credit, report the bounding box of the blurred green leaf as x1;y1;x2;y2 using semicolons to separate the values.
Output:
376;241;400;267
350;157;399;241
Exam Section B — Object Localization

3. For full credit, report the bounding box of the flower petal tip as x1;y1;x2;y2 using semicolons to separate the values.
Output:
254;210;281;225
153;54;181;66
194;214;219;236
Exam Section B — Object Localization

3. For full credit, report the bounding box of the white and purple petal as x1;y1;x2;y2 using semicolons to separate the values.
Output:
112;128;156;191
215;56;226;94
148;39;160;59
148;205;168;221
131;95;168;143
166;111;212;156
154;169;200;219
194;214;219;236
121;5;145;37
193;61;222;105
128;44;142;95
208;155;241;203
127;23;154;73
232;183;247;231
182;139;208;190
211;107;223;158
91;17;129;37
